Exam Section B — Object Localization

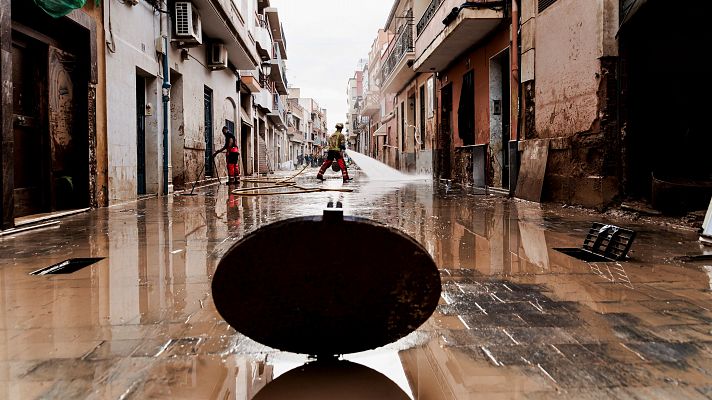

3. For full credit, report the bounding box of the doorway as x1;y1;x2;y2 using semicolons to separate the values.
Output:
12;35;49;217
419;85;426;150
620;2;710;209
136;76;147;195
241;122;252;176
489;49;511;188
438;84;453;179
406;94;416;172
204;86;214;177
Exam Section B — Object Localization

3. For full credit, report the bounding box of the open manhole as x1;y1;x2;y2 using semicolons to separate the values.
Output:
555;223;636;262
30;258;105;275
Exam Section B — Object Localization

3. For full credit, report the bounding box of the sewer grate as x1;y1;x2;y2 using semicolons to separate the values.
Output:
30;258;105;276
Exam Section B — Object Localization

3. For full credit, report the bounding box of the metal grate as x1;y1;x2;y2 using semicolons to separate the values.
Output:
175;2;190;36
555;223;636;262
30;258;105;276
538;0;558;13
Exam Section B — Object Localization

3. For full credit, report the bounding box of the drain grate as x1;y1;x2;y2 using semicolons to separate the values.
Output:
555;223;636;262
30;258;105;276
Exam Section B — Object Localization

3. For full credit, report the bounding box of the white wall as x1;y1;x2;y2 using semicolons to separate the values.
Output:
105;0;247;200
104;0;164;203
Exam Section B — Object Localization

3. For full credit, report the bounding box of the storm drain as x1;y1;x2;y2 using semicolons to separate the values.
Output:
30;258;105;275
554;223;636;262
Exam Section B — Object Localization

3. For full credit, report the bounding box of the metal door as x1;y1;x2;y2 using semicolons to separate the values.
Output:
136;76;146;195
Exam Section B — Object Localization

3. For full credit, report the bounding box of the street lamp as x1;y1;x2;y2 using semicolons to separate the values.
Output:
261;61;272;76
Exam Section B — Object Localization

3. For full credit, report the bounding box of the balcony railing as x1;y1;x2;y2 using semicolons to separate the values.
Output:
381;12;414;85
417;0;445;36
273;93;286;118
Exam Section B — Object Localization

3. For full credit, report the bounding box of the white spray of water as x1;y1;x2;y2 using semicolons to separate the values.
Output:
346;150;431;181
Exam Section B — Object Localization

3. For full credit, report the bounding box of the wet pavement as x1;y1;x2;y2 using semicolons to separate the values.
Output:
1;169;711;399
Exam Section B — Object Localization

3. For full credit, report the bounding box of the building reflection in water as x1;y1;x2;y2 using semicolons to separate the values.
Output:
2;182;711;399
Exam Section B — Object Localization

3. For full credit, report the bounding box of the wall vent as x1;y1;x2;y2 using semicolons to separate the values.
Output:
538;0;558;13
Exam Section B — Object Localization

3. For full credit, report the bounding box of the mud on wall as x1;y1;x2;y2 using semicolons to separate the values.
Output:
523;0;621;207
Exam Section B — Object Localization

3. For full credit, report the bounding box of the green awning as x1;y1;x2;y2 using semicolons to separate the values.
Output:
34;0;100;18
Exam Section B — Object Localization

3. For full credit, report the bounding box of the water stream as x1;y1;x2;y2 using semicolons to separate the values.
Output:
346;150;430;181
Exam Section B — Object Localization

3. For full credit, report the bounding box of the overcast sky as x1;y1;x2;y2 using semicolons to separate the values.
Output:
271;0;392;128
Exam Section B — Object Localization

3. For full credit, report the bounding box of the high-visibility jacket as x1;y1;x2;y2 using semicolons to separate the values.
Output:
327;132;345;151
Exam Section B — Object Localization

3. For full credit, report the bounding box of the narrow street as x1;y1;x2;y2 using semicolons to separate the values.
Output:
1;173;710;399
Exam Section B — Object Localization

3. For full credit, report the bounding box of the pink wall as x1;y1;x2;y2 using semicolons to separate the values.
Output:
439;28;510;147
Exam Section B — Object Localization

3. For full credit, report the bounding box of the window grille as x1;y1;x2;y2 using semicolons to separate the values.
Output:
538;0;558;13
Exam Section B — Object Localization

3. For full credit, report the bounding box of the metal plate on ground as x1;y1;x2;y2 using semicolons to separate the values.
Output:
212;215;441;356
515;139;549;202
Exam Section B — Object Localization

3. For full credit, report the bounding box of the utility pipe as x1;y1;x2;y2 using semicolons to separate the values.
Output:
511;0;520;142
161;32;171;195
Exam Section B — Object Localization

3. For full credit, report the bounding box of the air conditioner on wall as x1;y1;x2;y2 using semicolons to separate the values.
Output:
174;2;203;46
208;43;228;70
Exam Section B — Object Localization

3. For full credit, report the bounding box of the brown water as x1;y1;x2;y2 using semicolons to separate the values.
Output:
1;175;711;399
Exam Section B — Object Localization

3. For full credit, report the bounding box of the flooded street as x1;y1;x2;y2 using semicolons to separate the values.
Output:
1;173;711;399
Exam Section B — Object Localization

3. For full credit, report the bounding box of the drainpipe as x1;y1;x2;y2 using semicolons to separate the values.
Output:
161;25;171;195
511;0;520;142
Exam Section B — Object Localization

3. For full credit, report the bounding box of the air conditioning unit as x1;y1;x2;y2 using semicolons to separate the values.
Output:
208;43;228;70
174;2;202;46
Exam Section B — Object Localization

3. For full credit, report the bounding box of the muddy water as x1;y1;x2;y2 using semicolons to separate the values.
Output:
1;177;711;399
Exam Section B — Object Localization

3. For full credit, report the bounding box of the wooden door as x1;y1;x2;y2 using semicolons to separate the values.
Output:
47;46;78;210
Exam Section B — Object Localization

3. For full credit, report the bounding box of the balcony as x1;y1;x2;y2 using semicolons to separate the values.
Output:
362;93;381;116
268;94;287;129
265;7;287;60
413;0;504;72
190;0;260;70
254;88;273;112
380;11;415;94
269;46;289;95
254;18;272;60
288;128;304;143
239;70;261;93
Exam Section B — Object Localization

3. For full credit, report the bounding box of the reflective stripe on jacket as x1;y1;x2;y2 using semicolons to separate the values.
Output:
327;132;345;151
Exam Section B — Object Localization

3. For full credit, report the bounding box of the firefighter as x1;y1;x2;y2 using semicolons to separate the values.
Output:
316;123;351;183
213;126;240;184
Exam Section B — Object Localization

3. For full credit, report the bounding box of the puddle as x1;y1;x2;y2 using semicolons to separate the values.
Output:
1;182;711;398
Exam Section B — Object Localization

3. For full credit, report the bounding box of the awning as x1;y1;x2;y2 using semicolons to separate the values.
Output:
373;125;387;136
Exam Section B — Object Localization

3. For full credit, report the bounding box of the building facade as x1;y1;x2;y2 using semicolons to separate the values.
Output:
287;87;328;164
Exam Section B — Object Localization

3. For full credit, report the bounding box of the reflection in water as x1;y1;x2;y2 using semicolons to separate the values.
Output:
254;360;409;400
1;179;711;398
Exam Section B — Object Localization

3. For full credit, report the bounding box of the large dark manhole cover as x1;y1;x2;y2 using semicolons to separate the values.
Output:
212;210;441;356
